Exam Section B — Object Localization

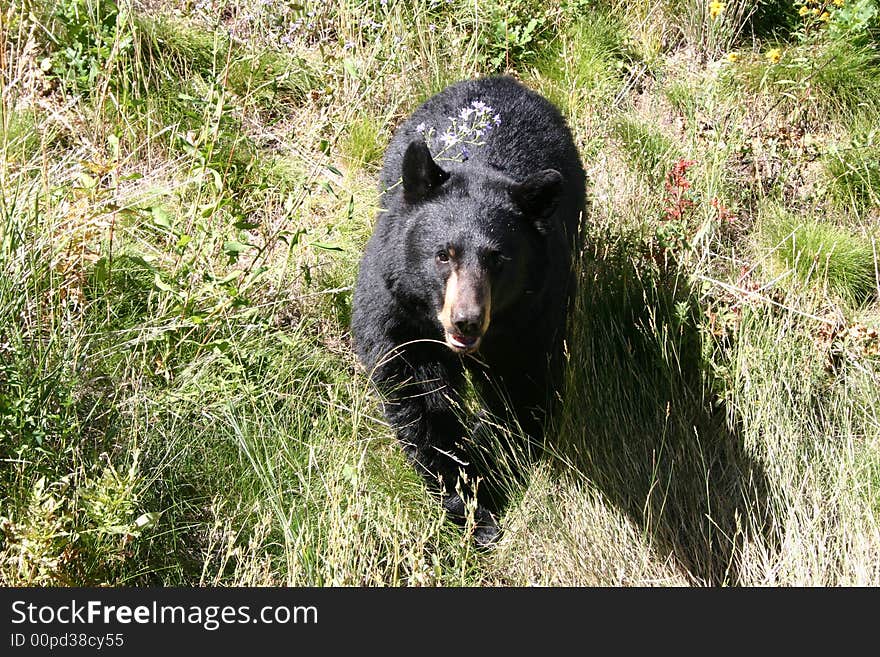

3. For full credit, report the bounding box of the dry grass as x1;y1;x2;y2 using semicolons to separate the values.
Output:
2;0;879;587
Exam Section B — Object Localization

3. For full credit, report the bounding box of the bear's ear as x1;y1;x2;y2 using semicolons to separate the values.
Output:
511;169;564;233
402;140;450;204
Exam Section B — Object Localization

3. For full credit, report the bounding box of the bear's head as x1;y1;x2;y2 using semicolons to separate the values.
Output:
398;139;564;355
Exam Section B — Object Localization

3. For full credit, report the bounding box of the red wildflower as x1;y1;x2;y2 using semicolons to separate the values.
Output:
663;159;696;222
711;197;736;223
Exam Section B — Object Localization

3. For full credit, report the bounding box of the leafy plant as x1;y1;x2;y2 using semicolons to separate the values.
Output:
828;0;879;42
476;0;555;71
48;0;132;94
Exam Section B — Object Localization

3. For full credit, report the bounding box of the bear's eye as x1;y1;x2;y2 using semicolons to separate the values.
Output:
489;251;507;270
436;250;450;264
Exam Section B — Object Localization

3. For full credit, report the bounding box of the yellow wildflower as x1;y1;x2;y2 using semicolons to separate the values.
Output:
834;0;845;6
819;11;831;21
766;48;782;63
811;7;820;15
709;0;725;20
798;5;811;16
726;52;739;63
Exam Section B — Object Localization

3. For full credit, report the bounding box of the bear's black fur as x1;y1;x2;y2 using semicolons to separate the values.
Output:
351;76;586;544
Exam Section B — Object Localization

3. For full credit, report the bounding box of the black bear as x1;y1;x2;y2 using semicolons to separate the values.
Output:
351;76;586;545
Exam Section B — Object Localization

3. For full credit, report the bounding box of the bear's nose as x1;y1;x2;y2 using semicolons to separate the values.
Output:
452;309;484;337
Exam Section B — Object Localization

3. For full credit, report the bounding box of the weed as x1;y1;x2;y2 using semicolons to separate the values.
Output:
45;0;133;95
475;0;556;71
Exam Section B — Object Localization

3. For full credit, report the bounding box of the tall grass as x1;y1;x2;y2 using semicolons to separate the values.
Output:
1;0;880;586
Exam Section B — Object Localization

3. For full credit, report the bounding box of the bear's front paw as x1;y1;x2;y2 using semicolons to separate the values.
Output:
472;508;501;548
443;493;501;547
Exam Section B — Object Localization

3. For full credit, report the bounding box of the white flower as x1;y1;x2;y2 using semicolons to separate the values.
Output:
439;131;459;148
458;106;475;121
415;122;426;133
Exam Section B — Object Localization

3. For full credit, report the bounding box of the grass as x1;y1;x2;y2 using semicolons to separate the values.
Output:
342;115;387;171
824;123;880;215
761;208;878;303
723;5;880;124
610;115;679;185
529;10;629;116
1;0;880;587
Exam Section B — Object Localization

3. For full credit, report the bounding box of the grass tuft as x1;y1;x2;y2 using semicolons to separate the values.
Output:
761;209;878;304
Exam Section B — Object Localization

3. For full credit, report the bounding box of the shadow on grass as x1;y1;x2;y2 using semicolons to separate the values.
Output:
553;229;778;585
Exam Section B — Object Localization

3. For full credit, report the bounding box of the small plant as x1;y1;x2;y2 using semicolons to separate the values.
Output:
48;0;132;95
828;0;879;41
0;457;157;585
794;0;879;42
0;478;75;585
654;159;700;253
416;99;502;162
476;0;554;71
663;159;698;222
795;0;835;39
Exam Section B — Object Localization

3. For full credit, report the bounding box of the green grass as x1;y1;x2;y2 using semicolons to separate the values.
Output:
555;223;769;585
530;11;629;118
761;209;878;303
2;0;880;587
610;115;680;185
342;116;387;171
824;127;880;215
725;16;880;123
719;301;880;583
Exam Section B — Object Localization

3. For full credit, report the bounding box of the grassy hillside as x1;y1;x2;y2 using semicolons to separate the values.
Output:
1;0;879;586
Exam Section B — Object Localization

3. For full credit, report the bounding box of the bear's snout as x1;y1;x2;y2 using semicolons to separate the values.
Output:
438;270;491;353
452;306;484;338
